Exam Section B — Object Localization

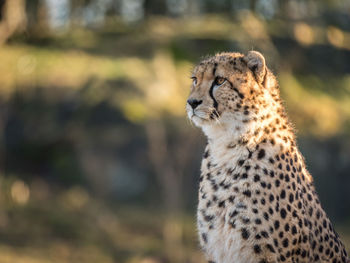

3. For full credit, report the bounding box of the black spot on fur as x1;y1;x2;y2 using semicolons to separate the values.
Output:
280;209;287;219
253;244;262;254
257;149;265;159
202;233;208;243
241;228;250;239
243;190;251;197
254;174;260;182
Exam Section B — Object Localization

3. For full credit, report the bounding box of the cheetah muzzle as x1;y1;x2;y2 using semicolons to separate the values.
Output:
187;51;349;263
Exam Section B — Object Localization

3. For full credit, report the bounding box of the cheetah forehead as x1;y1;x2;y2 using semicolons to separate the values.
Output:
191;51;280;101
192;52;245;77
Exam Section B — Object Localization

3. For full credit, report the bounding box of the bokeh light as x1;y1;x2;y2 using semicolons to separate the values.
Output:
11;180;30;205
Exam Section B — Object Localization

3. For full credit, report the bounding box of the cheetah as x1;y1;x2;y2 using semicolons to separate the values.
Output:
186;51;349;263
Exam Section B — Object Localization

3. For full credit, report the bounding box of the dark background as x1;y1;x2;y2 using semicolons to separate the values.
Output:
0;0;349;262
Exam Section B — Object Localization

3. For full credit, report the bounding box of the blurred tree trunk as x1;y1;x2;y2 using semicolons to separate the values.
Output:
26;0;39;28
187;0;200;15
146;119;182;213
0;0;27;44
0;104;7;175
146;119;183;261
250;0;257;13
0;0;5;20
70;0;88;25
0;0;26;171
278;0;289;18
144;0;167;17
25;0;47;33
146;118;198;262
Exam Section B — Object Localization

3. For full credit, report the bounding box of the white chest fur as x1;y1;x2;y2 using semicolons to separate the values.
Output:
197;143;277;263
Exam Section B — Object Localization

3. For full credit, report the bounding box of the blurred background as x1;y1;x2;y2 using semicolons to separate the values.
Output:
0;0;350;262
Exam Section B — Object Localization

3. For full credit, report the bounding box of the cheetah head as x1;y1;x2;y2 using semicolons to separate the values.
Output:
186;51;279;139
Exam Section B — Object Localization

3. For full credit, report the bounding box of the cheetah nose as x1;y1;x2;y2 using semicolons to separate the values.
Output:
187;99;202;110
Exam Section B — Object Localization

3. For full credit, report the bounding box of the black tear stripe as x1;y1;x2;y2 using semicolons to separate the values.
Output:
209;80;218;109
209;63;219;110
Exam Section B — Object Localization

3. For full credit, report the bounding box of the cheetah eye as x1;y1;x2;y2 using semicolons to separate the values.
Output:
191;76;197;85
214;76;226;86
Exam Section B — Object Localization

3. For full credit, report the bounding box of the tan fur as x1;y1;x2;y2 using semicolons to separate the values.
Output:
187;51;349;263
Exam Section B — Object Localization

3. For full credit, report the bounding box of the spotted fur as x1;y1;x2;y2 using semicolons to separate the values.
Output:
186;51;349;263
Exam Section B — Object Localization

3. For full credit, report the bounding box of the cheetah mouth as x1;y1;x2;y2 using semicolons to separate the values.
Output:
189;112;200;120
192;114;206;121
187;110;208;123
189;107;223;124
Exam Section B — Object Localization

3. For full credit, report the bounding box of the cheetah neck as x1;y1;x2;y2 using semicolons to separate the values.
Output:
203;94;296;166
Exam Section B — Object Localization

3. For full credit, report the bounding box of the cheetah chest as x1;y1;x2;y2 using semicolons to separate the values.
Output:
197;164;263;263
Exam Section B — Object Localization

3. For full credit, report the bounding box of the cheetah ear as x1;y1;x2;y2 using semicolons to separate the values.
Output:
244;51;266;84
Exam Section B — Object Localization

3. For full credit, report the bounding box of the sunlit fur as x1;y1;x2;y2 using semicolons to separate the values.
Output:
187;52;293;151
187;52;349;263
